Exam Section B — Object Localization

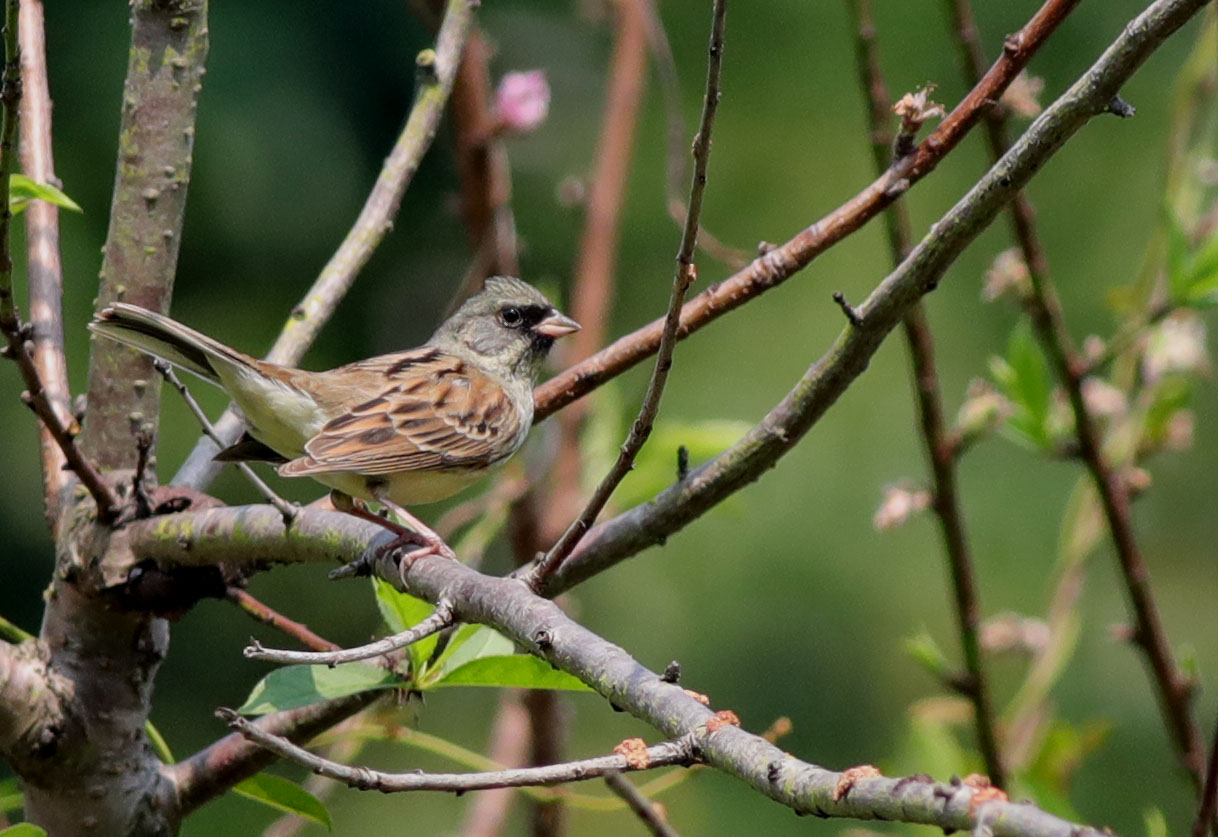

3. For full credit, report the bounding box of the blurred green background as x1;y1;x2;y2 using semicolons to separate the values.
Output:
1;0;1216;834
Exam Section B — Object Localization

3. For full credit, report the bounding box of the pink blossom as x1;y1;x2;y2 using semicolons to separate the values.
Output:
495;70;550;134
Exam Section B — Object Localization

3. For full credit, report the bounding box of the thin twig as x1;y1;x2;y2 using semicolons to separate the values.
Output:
1193;706;1218;837
531;0;1083;425
527;0;728;588
221;709;699;794
941;0;1204;787
847;0;1005;789
604;772;680;837
17;0;70;520
226;588;339;653
155;361;297;523
173;0;478;490
243;600;454;666
0;0;119;522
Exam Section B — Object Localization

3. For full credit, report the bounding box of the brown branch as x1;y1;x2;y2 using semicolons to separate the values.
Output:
167;692;383;819
79;0;209;477
527;0;728;588
604;772;680;837
226;588;339;654
131;505;1102;835
221;708;699;793
0;0;118;522
847;0;1004;789
17;0;70;520
941;0;1204;787
243;600;454;666
173;0;478;490
449;26;519;290
1194;706;1218;837
459;691;531;837
531;0;1082;425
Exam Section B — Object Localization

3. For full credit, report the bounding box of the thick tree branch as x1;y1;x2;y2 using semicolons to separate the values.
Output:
130;505;1100;835
79;0;209;475
221;710;698;794
530;0;1082;425
847;0;1004;789
942;0;1204;787
528;0;727;587
174;0;477;489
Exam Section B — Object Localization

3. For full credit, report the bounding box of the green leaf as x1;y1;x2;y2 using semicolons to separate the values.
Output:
371;578;438;676
989;325;1051;449
428;624;515;684
433;654;592;691
903;630;953;681
0;777;22;814
1143;808;1169;837
615;419;752;509
0;825;46;837
9;174;82;215
238;663;399;715
1166;209;1193;301
145;720;174;764
233;773;333;831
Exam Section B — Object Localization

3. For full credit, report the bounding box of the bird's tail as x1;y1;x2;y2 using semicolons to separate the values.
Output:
89;303;257;386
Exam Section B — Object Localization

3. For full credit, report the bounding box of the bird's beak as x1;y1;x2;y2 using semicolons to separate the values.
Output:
535;311;581;338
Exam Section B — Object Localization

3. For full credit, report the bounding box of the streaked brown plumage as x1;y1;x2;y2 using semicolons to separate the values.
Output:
89;277;579;515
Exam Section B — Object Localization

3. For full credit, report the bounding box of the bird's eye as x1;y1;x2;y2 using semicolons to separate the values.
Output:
498;306;523;327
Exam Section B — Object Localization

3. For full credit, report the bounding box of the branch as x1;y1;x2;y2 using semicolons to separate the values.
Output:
603;772;680;837
226;588;338;653
129;505;1101;835
221;710;698;794
79;0;209;475
459;691;531;837
1194;706;1218;837
243;600;454;666
167;692;384;819
17;0;71;520
527;0;728;588
846;0;1004;789
546;0;1209;595
530;0;1082;424
941;0;1204;787
173;0;477;490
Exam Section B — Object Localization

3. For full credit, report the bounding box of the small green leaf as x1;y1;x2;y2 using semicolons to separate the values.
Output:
238;663;399;715
372;578;438;675
0;777;22;814
1166;209;1192;301
904;630;953;681
0;825;46;837
433;654;592;691
615;419;751;509
428;624;515;684
9;174;82;215
233;773;333;831
989;325;1052;449
1143;808;1169;837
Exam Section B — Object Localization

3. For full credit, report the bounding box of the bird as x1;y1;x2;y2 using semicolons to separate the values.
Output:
90;276;580;560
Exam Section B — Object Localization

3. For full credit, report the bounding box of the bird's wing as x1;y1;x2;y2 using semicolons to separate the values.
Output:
279;349;522;477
